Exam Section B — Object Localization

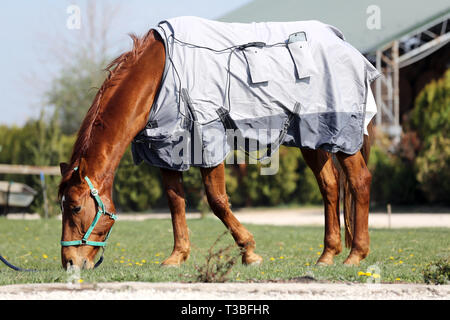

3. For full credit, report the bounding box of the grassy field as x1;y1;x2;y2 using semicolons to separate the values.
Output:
0;217;448;285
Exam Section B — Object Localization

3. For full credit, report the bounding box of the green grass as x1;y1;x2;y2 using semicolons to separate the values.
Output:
0;217;449;285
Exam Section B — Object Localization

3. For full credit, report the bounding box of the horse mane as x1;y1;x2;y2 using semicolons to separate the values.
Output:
58;30;156;197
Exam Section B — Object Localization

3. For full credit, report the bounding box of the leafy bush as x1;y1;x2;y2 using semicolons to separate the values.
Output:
410;70;450;203
369;143;420;205
409;70;450;141
423;258;450;285
415;135;450;203
113;148;163;212
369;69;450;206
225;146;321;207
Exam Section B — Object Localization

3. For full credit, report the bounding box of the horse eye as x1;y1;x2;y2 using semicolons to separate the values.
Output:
71;206;82;214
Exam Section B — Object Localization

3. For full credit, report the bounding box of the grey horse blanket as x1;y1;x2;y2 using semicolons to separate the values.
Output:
132;16;380;171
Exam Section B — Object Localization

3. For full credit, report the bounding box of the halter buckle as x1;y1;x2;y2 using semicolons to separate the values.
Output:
91;188;99;196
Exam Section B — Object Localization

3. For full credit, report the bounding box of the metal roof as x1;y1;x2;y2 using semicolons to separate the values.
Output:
220;0;450;53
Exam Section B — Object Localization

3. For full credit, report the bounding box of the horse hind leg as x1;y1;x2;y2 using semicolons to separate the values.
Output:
336;151;371;265
160;169;191;266
301;148;342;265
200;163;263;265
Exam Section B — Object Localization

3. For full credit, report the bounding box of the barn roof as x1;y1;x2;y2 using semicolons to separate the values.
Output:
220;0;450;53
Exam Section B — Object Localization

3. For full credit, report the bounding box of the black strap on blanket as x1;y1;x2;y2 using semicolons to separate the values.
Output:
216;102;300;158
276;102;300;147
181;89;204;163
181;88;198;127
216;107;238;130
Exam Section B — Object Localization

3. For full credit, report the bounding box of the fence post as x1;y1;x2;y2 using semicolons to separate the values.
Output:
40;171;49;219
387;203;392;229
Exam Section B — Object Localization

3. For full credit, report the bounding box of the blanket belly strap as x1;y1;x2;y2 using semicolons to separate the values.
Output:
216;108;238;130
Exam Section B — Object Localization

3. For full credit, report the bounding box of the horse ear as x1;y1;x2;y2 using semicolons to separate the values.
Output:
59;163;70;176
78;158;88;180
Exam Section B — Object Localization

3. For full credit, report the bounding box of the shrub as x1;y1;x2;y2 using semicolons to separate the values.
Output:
409;69;450;203
369;143;420;205
423;258;450;285
415;135;450;203
113;148;163;212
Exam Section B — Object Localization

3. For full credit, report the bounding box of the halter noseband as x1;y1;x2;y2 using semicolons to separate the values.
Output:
60;168;117;267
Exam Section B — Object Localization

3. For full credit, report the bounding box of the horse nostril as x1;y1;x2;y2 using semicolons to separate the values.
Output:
68;259;74;266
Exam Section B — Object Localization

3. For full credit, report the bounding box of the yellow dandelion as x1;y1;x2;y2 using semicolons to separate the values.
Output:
319;244;323;248
261;272;264;275
42;254;48;259
270;257;275;261
279;256;284;259
141;259;146;263
121;248;125;252
409;254;414;257
120;260;124;264
398;260;403;264
358;271;365;276
78;279;84;284
365;272;372;276
412;268;416;271
372;274;380;279
316;251;321;255
389;256;394;260
155;253;161;257
305;262;310;266
395;278;401;281
398;249;403;253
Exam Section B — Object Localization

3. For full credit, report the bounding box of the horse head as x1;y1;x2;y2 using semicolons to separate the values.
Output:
59;159;116;270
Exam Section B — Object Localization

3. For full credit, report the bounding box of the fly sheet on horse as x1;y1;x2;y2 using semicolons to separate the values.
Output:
132;16;380;171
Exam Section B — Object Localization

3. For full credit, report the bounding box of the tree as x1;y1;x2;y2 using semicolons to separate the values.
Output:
412;70;450;203
45;55;108;134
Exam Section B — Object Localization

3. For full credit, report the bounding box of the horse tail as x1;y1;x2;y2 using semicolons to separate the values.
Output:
341;120;374;248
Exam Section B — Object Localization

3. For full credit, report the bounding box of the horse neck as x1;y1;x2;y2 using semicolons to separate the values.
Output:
82;36;165;193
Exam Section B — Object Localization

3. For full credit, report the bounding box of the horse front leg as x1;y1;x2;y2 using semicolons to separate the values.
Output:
336;151;371;265
200;163;263;265
301;148;342;265
160;168;190;266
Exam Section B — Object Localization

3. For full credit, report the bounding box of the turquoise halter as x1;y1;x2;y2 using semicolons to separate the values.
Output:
61;168;117;249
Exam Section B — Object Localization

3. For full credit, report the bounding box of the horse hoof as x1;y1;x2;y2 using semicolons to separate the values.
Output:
161;263;180;268
247;259;262;266
343;257;361;266
243;254;263;266
316;261;331;267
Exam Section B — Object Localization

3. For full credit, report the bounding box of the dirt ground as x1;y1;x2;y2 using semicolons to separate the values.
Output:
0;281;449;300
103;207;450;228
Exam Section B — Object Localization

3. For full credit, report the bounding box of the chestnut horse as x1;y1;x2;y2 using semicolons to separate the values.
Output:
58;30;373;270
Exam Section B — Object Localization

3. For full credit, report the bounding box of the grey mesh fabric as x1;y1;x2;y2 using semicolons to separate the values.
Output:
132;16;380;171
